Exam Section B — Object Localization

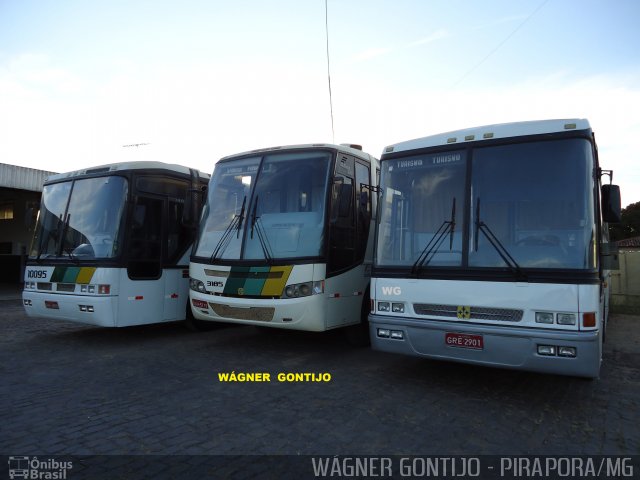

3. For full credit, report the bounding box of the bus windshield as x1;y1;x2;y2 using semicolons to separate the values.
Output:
376;138;596;270
195;151;332;261
30;176;129;260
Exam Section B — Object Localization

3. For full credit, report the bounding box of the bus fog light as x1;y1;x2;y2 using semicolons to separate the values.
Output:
377;328;390;338
378;302;390;312
390;330;404;340
535;312;554;324
558;346;576;357
557;313;576;325
537;345;556;356
79;305;87;312
23;299;32;306
392;302;404;313
190;278;206;293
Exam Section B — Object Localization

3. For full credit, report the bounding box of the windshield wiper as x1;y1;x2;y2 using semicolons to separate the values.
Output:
210;196;247;261
474;198;527;281
411;198;456;274
36;213;63;262
250;196;274;264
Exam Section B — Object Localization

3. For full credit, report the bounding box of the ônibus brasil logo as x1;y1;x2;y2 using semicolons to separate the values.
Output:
8;456;72;479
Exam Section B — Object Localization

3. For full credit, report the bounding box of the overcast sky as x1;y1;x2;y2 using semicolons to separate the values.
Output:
1;0;639;206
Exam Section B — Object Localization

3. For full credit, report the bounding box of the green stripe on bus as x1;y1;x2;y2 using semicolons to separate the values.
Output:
242;266;270;296
223;266;250;295
51;267;66;282
62;267;81;283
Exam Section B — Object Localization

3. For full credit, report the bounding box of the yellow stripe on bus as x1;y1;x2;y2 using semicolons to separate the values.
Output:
260;266;293;297
75;267;97;284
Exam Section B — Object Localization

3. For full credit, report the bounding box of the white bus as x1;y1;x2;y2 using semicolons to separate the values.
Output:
23;161;209;327
369;119;621;378
189;144;378;337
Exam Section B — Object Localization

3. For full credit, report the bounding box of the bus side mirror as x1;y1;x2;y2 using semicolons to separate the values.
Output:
601;184;621;223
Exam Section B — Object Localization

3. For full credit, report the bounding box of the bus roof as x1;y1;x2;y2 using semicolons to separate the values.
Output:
218;143;377;164
44;161;209;184
383;118;592;155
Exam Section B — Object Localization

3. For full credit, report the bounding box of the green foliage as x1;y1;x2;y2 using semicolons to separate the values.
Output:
609;201;640;241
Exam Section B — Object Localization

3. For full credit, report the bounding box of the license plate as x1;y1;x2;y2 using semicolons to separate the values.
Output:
445;332;483;350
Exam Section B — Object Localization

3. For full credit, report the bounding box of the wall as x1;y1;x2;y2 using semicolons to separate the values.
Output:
611;249;640;313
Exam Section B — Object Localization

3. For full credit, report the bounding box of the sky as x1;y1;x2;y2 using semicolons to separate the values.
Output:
1;0;639;206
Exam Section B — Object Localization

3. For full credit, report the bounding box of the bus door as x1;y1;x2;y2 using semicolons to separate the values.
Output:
123;194;165;325
326;154;364;328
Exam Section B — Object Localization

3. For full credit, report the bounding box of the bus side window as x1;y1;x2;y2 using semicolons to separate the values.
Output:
127;196;163;279
355;161;371;262
167;199;192;263
328;154;356;275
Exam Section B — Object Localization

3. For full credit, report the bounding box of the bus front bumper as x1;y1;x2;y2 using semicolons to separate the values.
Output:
190;292;328;331
369;314;601;379
22;291;117;327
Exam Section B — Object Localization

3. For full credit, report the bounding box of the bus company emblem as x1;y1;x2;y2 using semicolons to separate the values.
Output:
237;287;245;296
457;306;471;319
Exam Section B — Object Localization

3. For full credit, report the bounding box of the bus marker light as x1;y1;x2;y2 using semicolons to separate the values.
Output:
390;330;404;340
535;312;554;324
537;345;556;356
583;312;596;327
135;296;143;300
558;346;576;357
378;302;390;312
557;313;576;325
377;328;390;338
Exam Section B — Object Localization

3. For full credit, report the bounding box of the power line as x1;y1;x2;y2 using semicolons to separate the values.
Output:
325;0;335;143
453;0;549;87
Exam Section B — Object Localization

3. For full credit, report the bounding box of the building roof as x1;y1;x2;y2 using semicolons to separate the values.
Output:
0;163;58;192
616;236;640;248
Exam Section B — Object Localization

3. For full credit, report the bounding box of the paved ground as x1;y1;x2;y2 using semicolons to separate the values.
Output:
0;298;638;476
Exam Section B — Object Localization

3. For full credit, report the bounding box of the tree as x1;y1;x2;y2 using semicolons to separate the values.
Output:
609;201;640;241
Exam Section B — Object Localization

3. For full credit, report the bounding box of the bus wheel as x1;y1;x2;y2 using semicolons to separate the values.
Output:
184;306;215;332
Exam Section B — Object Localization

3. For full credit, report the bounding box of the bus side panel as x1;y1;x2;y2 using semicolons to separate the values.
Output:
326;265;368;328
117;270;165;326
163;268;189;321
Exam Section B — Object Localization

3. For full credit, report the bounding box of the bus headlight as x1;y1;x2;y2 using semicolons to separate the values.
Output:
557;313;576;325
282;281;322;298
190;278;206;293
535;312;554;324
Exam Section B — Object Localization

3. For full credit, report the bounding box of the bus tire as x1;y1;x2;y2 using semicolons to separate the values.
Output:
184;305;215;332
345;290;371;347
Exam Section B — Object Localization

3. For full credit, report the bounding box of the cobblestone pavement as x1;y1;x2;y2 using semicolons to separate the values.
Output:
1;300;638;461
